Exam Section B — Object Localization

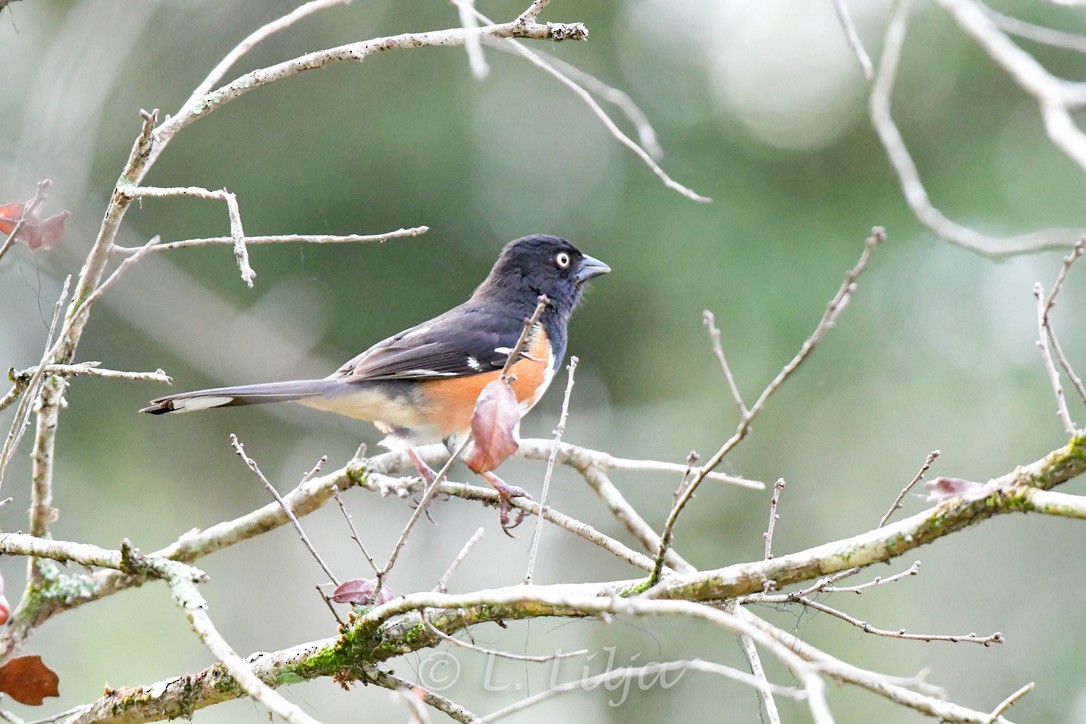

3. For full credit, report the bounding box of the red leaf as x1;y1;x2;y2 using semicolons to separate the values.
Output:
0;569;8;625
464;378;521;474
0;656;59;705
331;579;393;606
0;201;68;251
924;477;985;501
0;202;26;235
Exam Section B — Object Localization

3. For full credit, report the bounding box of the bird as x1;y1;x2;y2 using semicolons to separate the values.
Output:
142;234;610;523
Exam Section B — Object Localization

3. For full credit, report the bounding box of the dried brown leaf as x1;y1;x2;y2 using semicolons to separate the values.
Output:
464;377;521;474
0;201;69;251
0;656;60;705
331;578;393;606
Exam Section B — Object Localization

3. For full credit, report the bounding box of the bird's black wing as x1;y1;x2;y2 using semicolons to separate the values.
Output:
331;303;529;382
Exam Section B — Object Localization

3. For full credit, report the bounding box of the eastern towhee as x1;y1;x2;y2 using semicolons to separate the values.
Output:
143;234;610;515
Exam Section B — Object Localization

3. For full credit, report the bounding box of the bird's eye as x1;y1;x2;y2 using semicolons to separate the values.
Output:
555;252;571;269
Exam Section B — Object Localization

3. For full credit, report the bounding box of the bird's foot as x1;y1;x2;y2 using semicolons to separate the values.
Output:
481;471;531;535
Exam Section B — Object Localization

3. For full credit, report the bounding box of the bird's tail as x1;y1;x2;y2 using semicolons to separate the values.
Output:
140;379;337;414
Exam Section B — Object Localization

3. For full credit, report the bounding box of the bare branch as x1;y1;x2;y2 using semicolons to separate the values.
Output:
703;309;747;417
879;450;940;528
118;185;255;284
381;437;472;585
653;228;884;585
0;276;70;489
1034;282;1076;433
524;356;577;583
456;0;489;79
437;527;485;593
734;605;783;724
870;0;1083;256
230;435;340;586
833;0;873;79
1043;238;1086;405
822;561;921;594
481;659;803;723
461;2;709;202
111;226;430;255
15;363;170;384
148;17;589;166
988;681;1035;721
578;464;694;572
331;485;379;575
795;595;1004;645
185;0;351;106
763;479;785;560
366;668;479;724
481;37;663;159
500;295;549;378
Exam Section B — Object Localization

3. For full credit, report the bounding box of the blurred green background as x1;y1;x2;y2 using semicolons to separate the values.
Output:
3;1;1086;721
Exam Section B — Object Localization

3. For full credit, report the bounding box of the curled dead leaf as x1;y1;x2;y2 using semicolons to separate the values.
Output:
464;377;521;474
0;201;69;251
331;578;393;606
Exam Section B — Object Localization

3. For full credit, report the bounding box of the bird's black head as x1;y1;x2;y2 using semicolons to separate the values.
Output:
474;234;610;318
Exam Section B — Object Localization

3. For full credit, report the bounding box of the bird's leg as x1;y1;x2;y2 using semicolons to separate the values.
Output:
406;448;440;524
480;471;530;533
406;448;438;484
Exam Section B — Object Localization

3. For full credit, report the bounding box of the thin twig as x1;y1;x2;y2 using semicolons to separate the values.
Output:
111;226;430;255
480;658;803;722
704;310;748;417
1034;282;1076;434
738;631;782;724
422;611;586;662
524;356;577;584
456;0;489;79
988;681;1035;721
230;435;340;586
0;276;70;490
833;0;873;79
366;668;479;724
119;185;255;285
822;561;921;594
184;0;350;107
462;2;709;203
64;235;160;336
500;295;549;378
578;465;694;572
168;573;321;724
1043;238;1086;406
437;527;485;593
481;37;662;159
380;437;472;586
13;363;171;384
0;179;51;263
879;450;939;528
651;228;884;586
985;6;1086;53
793;596;1005;645
331;486;379;575
870;0;1082;256
763;479;785;561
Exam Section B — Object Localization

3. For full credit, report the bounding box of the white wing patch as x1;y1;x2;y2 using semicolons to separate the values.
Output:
172;395;235;412
466;356;482;371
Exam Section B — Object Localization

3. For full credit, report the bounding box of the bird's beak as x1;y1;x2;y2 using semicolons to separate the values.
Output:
575;254;611;283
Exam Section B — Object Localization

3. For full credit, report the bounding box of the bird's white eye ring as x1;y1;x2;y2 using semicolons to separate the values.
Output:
555;252;571;269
